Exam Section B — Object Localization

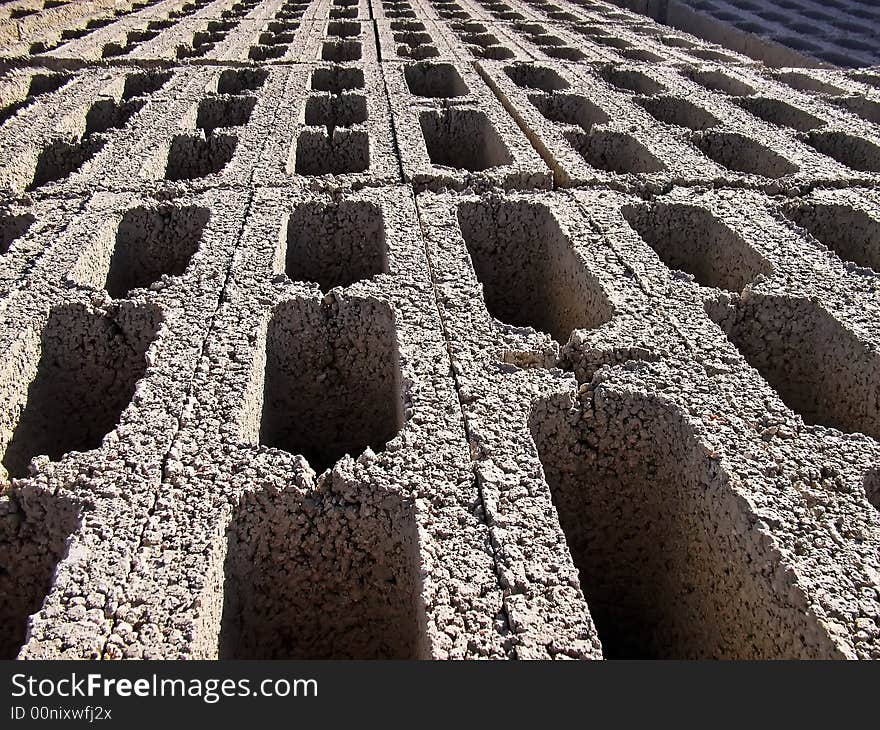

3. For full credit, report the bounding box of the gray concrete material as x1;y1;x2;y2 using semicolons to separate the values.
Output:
375;17;458;61
252;63;399;189
480;59;876;192
388;60;552;191
78;185;507;659
300;17;380;62
0;187;249;658
417;187;880;658
0;65;292;197
3;0;880;664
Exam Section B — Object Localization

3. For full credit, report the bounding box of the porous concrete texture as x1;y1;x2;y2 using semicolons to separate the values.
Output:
0;0;879;661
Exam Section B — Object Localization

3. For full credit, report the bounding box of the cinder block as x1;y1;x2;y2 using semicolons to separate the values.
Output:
2;0;880;663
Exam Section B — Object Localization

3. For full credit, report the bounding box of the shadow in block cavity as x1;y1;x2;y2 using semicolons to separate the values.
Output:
686;69;756;96
304;94;367;131
122;70;172;100
196;95;257;135
635;96;719;131
322;40;361;61
1;303;163;479
734;96;824;132
28;137;106;190
310;66;364;94
104;205;209;298
1;212;35;255
217;68;268;94
457;198;613;344
257;298;404;474
85;97;145;135
285;201;386;291
776;71;843;96
0;488;80;658
693;132;798;178
783;202;880;272
165;133;237;180
419;108;512;171
293;128;369;175
530;394;843;658
623;203;771;292
218;482;421;659
708;294;880;439
864;468;880;511
504;64;570;92
404;62;469;98
805;131;880;173
598;66;666;95
571;129;666;174
529;92;609;131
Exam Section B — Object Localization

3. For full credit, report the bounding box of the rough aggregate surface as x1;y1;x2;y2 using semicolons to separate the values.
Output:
1;0;879;660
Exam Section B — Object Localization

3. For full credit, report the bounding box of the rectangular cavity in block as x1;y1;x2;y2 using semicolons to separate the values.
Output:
165;133;238;181
257;298;403;474
284;200;387;291
457;198;613;344
418;109;512;172
623;203;772;292
1;304;162;479
101;205;210;299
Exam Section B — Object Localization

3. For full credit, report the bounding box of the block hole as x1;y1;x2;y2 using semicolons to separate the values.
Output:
0;213;35;255
686;69;755;96
330;6;357;17
284;201;386;291
456;198;613;344
28;73;71;98
783;202;880;272
304;94;367;133
687;48;739;63
293;128;369;175
122;70;172;100
864;468;880;512
196;95;257;134
28;137;105;190
735;96;825;132
469;44;514;60
598;67;665;95
635;96;719;130
805;132;880;173
529;92;609;131
219;481;420;659
310;66;364;93
776;72;844;95
218;68;268;94
693;132;798;178
0;490;80;658
623;203;771;291
541;46;587;62
504;64;569;92
257;298;404;474
833;97;880;126
165;133;237;180
708;295;880;438
328;20;360;37
570;129;666;175
531;395;841;658
404;63;468;98
419;108;512;172
85;97;145;135
103;205;209;298
322;40;361;61
1;303;162;479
